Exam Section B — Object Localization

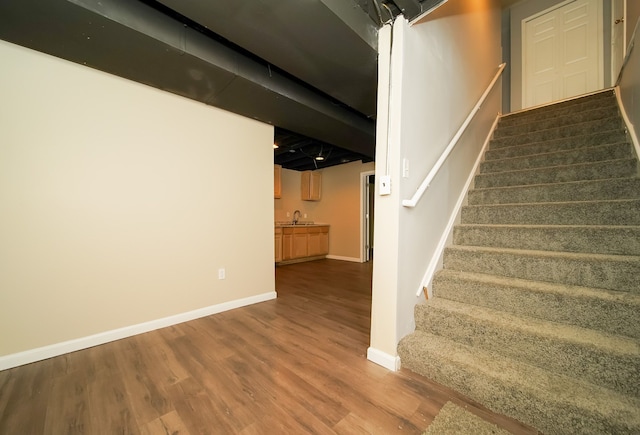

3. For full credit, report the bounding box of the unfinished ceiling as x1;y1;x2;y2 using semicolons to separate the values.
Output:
0;0;510;171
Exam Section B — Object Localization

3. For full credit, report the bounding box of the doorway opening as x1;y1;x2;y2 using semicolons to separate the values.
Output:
361;171;375;262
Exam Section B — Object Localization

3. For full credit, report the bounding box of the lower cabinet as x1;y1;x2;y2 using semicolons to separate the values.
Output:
274;227;282;262
307;226;329;257
278;225;329;264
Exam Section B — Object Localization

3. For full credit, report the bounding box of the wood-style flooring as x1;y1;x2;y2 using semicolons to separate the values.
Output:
0;259;537;434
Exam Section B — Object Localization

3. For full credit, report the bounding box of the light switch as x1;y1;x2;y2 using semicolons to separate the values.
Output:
380;175;391;195
403;158;410;178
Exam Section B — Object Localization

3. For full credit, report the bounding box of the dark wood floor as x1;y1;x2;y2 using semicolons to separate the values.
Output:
0;259;537;434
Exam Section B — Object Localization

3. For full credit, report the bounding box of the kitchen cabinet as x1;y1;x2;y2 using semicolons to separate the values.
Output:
274;227;282;262
274;164;282;199
301;170;321;201
307;226;329;256
277;225;329;264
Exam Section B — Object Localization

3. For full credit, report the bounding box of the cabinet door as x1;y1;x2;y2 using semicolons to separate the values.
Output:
319;230;329;255
309;171;322;200
274;164;282;199
301;170;322;201
282;231;293;260
292;230;308;258
274;233;282;262
307;232;321;256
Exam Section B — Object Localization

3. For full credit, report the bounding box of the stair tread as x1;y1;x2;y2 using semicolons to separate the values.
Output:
481;142;632;173
495;106;621;138
491;116;622;142
464;197;640;208
400;331;640;433
456;223;640;230
434;269;640;306
501;91;616;121
486;129;628;156
423;298;640;356
446;244;640;262
477;157;637;179
468;177;640;204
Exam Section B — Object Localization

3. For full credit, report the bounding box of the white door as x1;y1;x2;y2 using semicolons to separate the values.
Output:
611;0;627;85
523;0;603;108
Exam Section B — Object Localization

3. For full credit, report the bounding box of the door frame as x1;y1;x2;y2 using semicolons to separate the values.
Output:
611;0;627;85
360;170;375;263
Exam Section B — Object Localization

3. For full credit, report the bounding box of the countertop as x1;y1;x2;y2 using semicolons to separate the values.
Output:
275;221;329;228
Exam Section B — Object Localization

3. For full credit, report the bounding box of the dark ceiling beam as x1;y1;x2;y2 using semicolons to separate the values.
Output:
0;0;376;158
389;0;422;19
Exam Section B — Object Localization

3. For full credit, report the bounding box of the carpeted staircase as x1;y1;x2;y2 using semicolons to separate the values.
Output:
398;89;640;434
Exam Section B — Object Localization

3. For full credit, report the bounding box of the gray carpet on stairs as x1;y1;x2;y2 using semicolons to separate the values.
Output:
398;89;640;435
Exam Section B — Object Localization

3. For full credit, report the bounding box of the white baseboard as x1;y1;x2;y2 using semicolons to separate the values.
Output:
367;347;401;371
326;255;362;263
0;291;277;371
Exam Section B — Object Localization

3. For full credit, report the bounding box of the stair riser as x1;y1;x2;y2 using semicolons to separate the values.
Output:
490;118;624;148
414;304;639;397
474;159;638;189
432;271;640;339
443;247;640;292
486;130;629;157
453;225;640;256
481;143;633;174
495;106;620;139
462;200;640;226
500;93;617;127
468;178;640;205
398;333;638;435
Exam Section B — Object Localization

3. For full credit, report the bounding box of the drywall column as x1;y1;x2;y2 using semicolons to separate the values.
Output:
368;23;403;371
369;0;502;371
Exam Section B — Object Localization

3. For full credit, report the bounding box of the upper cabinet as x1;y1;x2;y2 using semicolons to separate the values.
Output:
274;164;282;199
301;170;321;201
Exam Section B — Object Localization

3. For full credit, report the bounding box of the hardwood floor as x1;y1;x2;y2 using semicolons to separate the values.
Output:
0;259;537;434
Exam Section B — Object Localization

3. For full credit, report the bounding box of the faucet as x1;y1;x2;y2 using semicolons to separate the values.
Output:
292;210;301;225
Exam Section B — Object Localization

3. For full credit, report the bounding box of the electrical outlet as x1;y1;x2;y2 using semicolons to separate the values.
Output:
218;268;225;280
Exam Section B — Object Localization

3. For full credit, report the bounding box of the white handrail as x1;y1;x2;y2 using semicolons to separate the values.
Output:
402;63;506;208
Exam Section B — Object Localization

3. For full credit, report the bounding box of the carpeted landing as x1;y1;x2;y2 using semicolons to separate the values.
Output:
399;89;640;434
423;402;511;435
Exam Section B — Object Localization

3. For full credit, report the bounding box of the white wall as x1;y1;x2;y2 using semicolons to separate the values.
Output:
0;40;275;367
370;0;502;365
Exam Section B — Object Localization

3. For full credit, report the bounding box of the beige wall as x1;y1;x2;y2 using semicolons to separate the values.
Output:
371;0;503;363
0;40;275;359
275;161;375;260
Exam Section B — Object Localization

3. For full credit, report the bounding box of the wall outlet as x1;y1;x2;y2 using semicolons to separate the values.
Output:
286;212;290;217
304;213;307;218
218;268;226;280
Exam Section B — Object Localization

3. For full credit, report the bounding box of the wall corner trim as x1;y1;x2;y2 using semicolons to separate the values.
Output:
367;347;401;371
0;291;277;371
